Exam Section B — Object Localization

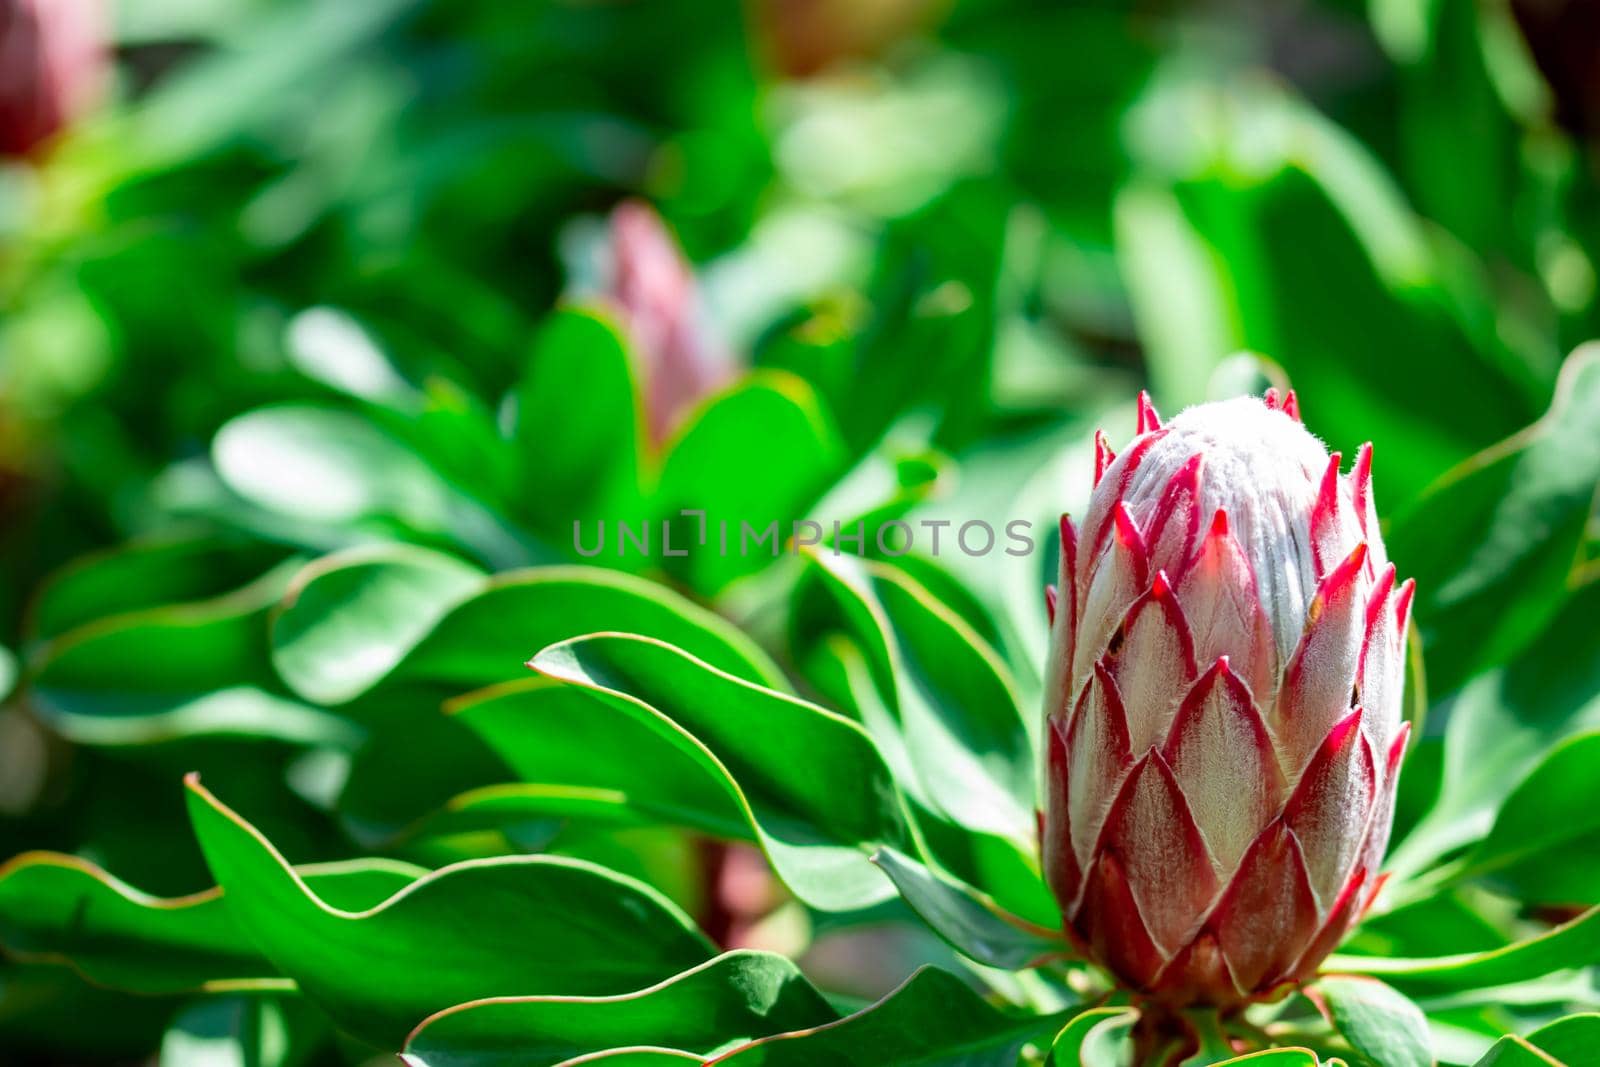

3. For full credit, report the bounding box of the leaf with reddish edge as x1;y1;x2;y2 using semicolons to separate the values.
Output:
0;851;416;995
399;951;836;1067
183;775;712;1048
529;631;916;911
1327;900;1600;990
708;967;1072;1066
870;848;1068;970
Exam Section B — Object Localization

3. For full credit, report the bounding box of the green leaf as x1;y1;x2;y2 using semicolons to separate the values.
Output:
1388;346;1600;697
1385;583;1600;886
401;951;837;1067
709;966;1069;1065
184;775;713;1047
328;566;789;842
870;847;1066;970
26;561;360;747
1461;730;1600;903
0;851;420;993
159;995;330;1067
800;554;1034;844
353;565;788;707
512;308;643;540
1051;1008;1135;1067
1326;902;1600;990
654;372;843;594
529;632;915;911
271;545;486;706
1467;1012;1600;1067
1314;976;1432;1067
27;537;290;642
212;404;534;570
450;678;748;840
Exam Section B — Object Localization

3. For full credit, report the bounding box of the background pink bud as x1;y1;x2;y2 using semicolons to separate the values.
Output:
1042;392;1411;1007
0;0;105;159
606;200;732;445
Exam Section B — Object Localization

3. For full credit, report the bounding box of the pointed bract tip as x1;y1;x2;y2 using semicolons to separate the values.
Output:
1394;578;1416;629
1150;568;1174;599
1283;389;1301;420
1263;387;1280;410
1208;508;1229;538
1059;512;1076;545
1387;721;1411;774
1137;391;1163;434
1094;430;1116;487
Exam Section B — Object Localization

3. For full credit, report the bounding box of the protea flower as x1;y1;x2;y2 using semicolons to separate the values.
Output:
1041;390;1412;1010
606;200;731;445
0;0;105;159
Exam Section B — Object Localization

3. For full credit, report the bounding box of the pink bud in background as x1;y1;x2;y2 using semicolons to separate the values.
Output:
606;200;731;445
0;0;105;159
1042;391;1411;1008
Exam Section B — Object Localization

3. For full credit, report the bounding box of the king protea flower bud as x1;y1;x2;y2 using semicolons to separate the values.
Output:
606;200;731;446
0;0;105;159
1042;390;1412;1007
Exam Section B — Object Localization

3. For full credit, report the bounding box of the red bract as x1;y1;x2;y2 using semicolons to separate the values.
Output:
0;0;104;159
1042;391;1412;1008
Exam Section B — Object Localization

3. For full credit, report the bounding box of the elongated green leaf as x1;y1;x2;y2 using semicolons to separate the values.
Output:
27;537;290;642
213;404;533;569
1389;347;1600;697
530;633;914;911
802;554;1033;844
1470;1037;1563;1067
655;372;842;594
450;678;748;840
1314;976;1431;1067
401;951;837;1067
271;545;486;705
871;847;1066;970
1515;1014;1600;1064
1326;902;1600;989
26;561;360;747
709;966;1068;1065
1051;1008;1133;1067
1386;583;1600;886
159;994;330;1067
1462;730;1600;903
513;308;643;540
0;851;421;993
184;776;713;1047
330;567;788;841
355;565;788;706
